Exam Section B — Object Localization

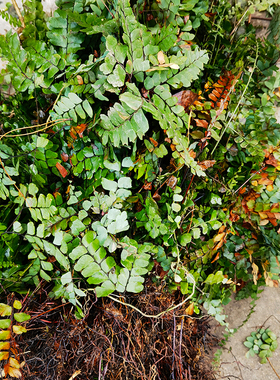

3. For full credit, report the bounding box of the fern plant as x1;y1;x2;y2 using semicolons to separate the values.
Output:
0;0;280;318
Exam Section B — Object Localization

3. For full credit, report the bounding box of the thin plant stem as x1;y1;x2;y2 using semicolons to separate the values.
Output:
211;41;259;155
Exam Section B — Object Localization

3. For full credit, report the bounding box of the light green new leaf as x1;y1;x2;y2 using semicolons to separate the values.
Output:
120;92;142;110
14;313;31;322
37;136;49;148
102;178;118;192
82;99;93;117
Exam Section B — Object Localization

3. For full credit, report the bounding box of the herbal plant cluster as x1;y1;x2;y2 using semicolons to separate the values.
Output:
0;0;280;321
244;328;278;364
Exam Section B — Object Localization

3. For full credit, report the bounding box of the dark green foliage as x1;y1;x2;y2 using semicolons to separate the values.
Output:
0;0;280;324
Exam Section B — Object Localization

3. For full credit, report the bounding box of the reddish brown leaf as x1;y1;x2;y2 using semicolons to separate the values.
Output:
229;210;240;222
61;152;69;162
197;160;216;170
149;137;158;147
141;88;149;98
258;178;273;185
189;149;196;158
143;181;152;190
214;239;225;251
153;260;169;279
77;75;83;85
205;12;217;17
207;71;236;111
209;93;217;101
194;119;208;128
218;225;226;233
266;154;279;167
69;130;77;140
211;251;220;263
152;192;161;201
173;90;198;111
269;218;278;227
56;162;68;178
166;175;177;190
76;123;87;138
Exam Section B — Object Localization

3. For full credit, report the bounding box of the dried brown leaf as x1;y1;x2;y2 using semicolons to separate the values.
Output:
173;90;198;111
157;51;165;65
166;176;177;190
197;160;216;170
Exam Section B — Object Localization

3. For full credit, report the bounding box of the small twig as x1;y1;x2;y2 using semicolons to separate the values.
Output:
267;358;280;379
227;347;244;380
29;303;70;320
11;0;25;28
230;6;251;40
250;16;272;21
260;314;280;328
233;164;265;194
171;313;176;380
98;354;102;380
68;370;81;380
179;318;183;380
182;174;194;203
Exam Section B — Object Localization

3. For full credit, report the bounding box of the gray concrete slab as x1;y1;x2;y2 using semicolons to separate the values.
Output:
213;287;280;380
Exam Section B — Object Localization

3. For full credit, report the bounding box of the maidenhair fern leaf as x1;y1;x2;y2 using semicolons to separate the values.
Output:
47;9;85;55
51;92;93;122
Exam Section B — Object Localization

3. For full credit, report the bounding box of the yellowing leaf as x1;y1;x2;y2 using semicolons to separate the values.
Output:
159;63;180;69
252;262;259;285
13;300;22;310
13;325;27;335
251;180;258;186
260;219;269;225
76;75;83;85
8;366;22;378
185;303;194;315
259;212;268;219
213;232;226;243
9;358;20;369
0;352;9;361
0;330;11;340
157;51;165;65
0;303;12;316
0;342;10;350
274;213;280;220
267;184;274;191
